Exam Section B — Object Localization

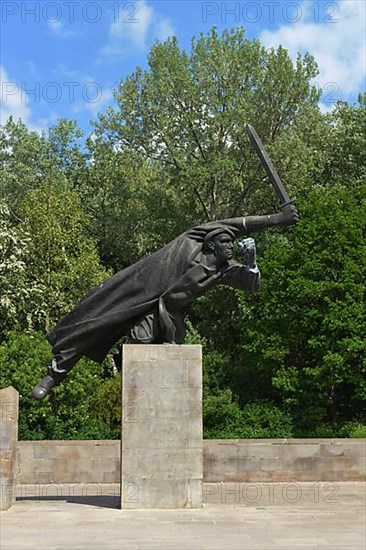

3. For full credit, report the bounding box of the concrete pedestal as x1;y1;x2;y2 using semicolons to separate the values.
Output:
0;387;19;511
121;345;202;509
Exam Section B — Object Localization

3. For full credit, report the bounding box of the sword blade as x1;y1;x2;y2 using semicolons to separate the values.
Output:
246;124;292;208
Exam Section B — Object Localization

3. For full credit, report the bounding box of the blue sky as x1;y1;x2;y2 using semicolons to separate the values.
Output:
1;0;365;135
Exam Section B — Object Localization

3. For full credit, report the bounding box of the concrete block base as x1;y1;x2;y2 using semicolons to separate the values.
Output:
121;345;203;509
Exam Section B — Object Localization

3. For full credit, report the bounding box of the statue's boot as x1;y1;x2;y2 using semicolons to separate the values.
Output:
32;374;56;400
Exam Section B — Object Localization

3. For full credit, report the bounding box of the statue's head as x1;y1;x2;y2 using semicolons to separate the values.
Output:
203;228;236;265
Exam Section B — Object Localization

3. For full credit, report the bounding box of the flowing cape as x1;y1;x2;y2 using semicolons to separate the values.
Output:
47;218;256;362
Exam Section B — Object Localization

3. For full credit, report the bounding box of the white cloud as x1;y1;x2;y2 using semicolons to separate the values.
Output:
86;88;114;114
260;0;366;104
102;0;175;59
51;65;115;115
155;17;175;42
109;0;153;48
48;20;77;38
53;64;95;85
319;102;336;115
73;87;114;115
1;66;54;133
1;66;33;125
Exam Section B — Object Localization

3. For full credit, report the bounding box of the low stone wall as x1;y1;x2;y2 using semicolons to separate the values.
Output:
17;438;365;484
204;439;366;482
18;440;120;484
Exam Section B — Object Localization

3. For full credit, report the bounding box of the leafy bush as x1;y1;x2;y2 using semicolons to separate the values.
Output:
240;401;293;438
0;331;114;440
349;425;366;438
203;389;244;439
339;421;366;438
203;389;293;439
291;420;366;438
92;376;122;439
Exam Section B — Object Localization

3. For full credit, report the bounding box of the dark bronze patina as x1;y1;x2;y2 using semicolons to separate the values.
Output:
32;126;298;400
246;124;294;209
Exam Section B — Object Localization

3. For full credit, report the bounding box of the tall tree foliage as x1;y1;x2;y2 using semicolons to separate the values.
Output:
19;182;109;332
0;28;365;439
0;118;108;335
0;118;87;212
81;140;183;271
235;185;366;432
322;94;366;187
0;201;42;339
95;28;320;223
0;118;48;209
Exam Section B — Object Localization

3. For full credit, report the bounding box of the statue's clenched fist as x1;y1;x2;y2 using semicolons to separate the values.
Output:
278;204;299;227
239;237;257;269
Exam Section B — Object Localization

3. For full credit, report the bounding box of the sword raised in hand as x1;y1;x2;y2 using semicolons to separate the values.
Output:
245;124;294;210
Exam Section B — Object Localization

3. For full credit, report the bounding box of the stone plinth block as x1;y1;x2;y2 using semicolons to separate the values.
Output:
121;345;202;509
0;387;19;511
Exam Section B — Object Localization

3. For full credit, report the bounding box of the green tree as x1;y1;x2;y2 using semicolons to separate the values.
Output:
236;184;366;433
0;117;87;213
322;94;366;187
19;182;110;332
0;201;43;339
1;27;365;440
0;332;114;440
82;140;183;270
47;119;87;179
0;118;47;209
94;27;320;226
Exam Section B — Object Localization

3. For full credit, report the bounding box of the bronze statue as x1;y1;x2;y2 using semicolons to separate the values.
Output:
32;125;299;400
32;207;298;400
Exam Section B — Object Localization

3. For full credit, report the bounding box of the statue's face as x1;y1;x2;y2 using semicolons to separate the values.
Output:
212;233;234;264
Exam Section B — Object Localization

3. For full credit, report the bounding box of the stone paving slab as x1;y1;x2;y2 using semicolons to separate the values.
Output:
0;482;365;549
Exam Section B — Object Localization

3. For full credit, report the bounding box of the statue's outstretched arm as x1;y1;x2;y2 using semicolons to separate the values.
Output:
244;204;299;234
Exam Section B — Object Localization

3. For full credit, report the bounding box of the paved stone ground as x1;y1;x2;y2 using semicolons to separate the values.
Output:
1;482;365;549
